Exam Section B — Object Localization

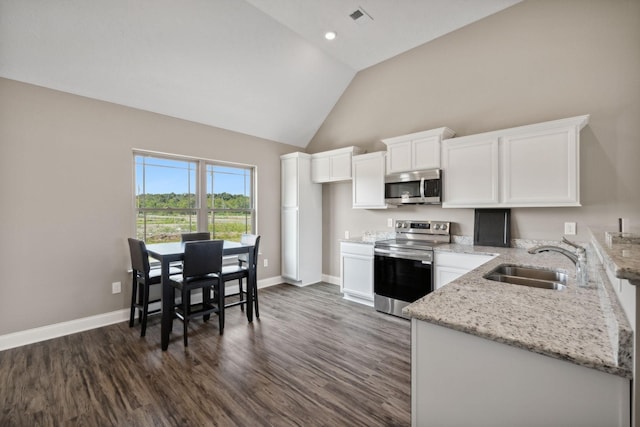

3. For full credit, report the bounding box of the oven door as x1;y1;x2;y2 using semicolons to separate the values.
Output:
373;249;433;304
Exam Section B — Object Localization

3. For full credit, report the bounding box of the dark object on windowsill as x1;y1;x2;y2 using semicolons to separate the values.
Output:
474;208;511;248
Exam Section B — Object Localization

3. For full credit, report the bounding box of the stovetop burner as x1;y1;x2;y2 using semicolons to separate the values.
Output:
374;219;451;250
375;238;445;251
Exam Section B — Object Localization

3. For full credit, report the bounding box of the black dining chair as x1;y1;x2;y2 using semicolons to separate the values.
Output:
170;239;225;346
128;238;181;337
181;232;211;242
222;234;261;318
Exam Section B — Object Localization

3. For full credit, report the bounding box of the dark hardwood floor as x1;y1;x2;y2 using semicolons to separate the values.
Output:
0;283;411;426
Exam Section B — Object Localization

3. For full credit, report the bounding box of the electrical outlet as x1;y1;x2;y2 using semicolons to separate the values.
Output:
263;259;268;267
564;222;577;235
344;230;350;239
387;218;393;228
112;281;121;294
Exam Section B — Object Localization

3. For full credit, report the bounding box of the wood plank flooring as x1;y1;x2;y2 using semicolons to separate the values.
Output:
0;283;411;426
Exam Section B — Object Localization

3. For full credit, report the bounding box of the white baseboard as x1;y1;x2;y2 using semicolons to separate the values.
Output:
0;275;284;352
0;309;130;352
322;274;340;286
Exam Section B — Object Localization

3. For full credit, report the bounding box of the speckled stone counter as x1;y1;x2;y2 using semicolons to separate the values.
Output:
404;241;633;379
589;226;640;284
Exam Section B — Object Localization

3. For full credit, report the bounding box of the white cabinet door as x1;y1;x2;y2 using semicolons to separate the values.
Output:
442;115;587;208
442;137;500;207
352;152;387;209
383;127;454;174
386;141;412;174
330;152;353;181
310;156;330;183
412;136;441;170
435;266;468;290
281;207;299;281
281;152;322;286
434;251;496;289
340;242;374;306
502;127;579;206
281;156;299;208
310;146;363;183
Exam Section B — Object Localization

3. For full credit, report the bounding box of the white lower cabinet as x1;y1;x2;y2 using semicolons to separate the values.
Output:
340;242;374;306
412;320;630;427
434;251;495;289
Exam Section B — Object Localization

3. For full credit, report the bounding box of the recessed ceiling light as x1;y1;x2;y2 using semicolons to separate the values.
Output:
324;31;337;41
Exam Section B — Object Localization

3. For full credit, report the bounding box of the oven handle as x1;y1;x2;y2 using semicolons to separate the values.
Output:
374;248;433;264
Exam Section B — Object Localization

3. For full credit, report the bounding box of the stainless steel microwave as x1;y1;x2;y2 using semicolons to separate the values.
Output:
384;169;442;205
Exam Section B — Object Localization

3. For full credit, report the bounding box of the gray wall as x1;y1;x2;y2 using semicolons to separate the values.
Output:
0;78;297;335
307;0;640;278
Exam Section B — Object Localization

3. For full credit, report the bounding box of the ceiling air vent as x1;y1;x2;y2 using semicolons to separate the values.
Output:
349;7;373;24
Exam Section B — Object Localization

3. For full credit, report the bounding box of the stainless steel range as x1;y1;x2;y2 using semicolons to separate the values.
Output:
374;219;451;319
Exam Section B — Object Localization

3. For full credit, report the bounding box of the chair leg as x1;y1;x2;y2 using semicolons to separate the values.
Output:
253;281;259;318
141;283;150;337
203;287;211;322
129;276;138;328
137;283;145;324
183;288;189;347
239;278;244;311
218;281;225;334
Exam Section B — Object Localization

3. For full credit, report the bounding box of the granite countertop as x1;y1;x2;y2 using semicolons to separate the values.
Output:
589;226;640;285
404;238;633;379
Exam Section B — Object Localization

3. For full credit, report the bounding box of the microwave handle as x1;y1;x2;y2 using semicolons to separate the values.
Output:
419;177;425;199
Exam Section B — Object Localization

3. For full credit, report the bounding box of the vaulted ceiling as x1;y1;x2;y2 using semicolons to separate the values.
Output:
0;0;521;147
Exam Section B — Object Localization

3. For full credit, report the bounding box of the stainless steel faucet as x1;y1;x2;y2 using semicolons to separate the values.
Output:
528;237;589;287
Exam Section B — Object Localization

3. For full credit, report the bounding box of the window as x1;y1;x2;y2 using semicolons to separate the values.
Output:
135;153;255;243
207;165;253;241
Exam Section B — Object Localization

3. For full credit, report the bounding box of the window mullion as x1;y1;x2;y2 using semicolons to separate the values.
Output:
197;160;208;232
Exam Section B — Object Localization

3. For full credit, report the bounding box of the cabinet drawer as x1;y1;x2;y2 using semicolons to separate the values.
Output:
341;242;374;257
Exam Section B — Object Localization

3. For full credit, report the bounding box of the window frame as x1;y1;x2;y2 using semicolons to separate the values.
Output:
133;150;257;243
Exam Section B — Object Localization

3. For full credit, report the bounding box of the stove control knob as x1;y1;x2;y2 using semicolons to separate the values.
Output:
396;223;402;228
441;224;448;231
434;224;440;230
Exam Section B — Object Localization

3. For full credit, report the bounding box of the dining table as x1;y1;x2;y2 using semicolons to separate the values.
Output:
146;240;256;351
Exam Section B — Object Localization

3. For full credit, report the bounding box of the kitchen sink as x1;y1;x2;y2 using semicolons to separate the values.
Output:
484;264;568;290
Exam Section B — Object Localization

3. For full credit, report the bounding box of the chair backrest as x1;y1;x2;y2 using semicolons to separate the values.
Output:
240;234;261;269
181;232;211;242
128;238;150;276
182;240;224;278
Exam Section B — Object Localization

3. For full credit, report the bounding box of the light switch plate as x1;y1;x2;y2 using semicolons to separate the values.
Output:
112;282;121;294
564;222;577;235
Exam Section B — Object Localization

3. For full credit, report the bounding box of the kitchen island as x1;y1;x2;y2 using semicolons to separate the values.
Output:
404;237;633;427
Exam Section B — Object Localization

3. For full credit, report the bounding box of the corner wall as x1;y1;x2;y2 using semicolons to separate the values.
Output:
0;78;296;335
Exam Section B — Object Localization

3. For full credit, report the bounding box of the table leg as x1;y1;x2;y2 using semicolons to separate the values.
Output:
161;259;172;350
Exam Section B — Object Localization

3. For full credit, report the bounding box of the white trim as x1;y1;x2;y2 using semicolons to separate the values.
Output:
322;274;340;285
0;309;130;352
0;275;284;352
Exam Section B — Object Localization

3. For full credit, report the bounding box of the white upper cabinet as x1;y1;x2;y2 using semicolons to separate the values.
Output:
352;151;388;209
501;126;579;205
311;146;364;183
442;137;500;206
442;115;589;208
382;127;455;174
